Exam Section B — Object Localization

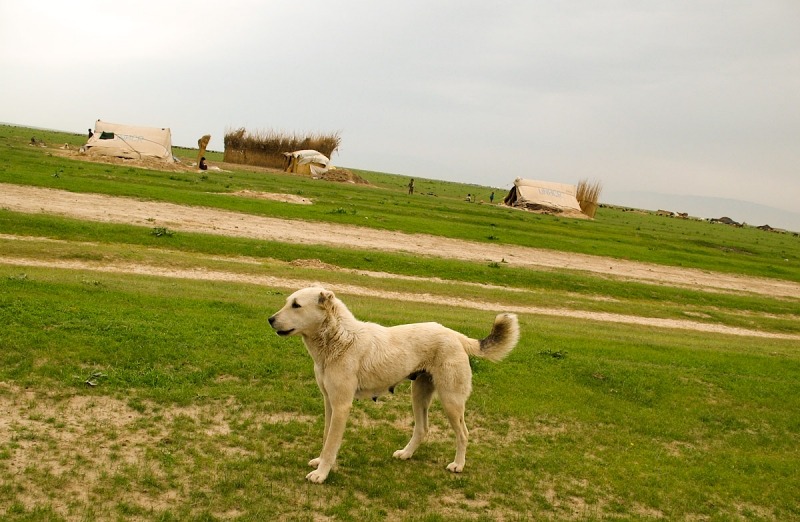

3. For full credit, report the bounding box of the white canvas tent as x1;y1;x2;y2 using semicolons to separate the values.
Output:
83;120;174;162
503;177;583;214
283;150;330;177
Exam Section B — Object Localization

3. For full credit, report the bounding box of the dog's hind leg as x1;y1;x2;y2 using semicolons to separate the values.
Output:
393;372;435;460
439;391;469;473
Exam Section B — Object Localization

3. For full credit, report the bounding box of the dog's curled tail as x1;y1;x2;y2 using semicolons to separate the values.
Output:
465;313;519;362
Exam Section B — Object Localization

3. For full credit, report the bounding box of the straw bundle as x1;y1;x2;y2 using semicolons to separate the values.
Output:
576;179;603;218
196;134;211;164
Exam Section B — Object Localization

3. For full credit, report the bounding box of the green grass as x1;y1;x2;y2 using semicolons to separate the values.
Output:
0;269;797;520
2;125;799;282
1;228;798;337
0;124;799;520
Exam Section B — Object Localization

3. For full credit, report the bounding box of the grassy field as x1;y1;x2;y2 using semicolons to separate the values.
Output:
1;124;799;521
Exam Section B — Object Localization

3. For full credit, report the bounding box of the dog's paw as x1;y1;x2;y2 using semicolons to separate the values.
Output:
446;462;464;473
308;457;321;468
393;449;414;460
306;469;329;483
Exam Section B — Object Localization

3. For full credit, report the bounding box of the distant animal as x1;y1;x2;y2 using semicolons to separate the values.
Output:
268;286;520;483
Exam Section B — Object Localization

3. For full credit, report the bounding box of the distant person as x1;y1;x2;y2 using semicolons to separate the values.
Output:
465;193;472;202
408;178;415;195
490;191;495;203
88;128;94;139
199;157;208;171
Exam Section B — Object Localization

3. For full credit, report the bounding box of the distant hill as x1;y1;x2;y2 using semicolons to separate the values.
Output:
605;191;800;233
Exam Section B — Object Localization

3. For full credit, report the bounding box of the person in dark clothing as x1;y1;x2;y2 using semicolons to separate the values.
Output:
199;157;208;171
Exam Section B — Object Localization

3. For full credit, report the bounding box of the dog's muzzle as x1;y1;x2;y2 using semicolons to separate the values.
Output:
268;315;294;336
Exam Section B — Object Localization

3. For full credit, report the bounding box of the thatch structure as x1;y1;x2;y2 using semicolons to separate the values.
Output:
223;128;341;170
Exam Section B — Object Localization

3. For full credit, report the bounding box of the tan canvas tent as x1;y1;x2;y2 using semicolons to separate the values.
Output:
283;150;330;177
503;177;583;214
83;120;174;162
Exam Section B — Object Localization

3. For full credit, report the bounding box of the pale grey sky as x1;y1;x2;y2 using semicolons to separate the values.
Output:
2;1;799;229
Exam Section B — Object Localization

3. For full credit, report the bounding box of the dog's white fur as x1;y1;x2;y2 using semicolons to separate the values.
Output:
269;286;520;483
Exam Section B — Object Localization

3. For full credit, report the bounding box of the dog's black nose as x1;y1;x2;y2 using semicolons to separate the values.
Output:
268;315;276;325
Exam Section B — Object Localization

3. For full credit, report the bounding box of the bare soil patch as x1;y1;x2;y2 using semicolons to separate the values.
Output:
52;147;196;173
231;190;312;204
0;382;316;520
51;147;370;185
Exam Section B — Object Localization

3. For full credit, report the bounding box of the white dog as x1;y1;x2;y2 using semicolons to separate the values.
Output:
268;286;520;483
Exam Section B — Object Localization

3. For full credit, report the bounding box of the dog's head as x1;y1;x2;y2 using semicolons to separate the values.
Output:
268;286;336;337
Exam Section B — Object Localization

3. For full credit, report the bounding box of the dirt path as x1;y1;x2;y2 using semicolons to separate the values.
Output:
2;183;799;301
2;255;797;340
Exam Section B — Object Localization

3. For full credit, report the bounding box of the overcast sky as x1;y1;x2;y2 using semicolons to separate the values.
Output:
2;1;799;228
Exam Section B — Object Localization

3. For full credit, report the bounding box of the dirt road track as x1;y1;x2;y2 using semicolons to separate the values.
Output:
2;255;797;340
1;183;798;301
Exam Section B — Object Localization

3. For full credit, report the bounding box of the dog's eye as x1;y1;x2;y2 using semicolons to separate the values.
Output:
291;301;301;309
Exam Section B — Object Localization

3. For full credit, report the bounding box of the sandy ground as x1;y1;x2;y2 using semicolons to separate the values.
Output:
2;183;798;300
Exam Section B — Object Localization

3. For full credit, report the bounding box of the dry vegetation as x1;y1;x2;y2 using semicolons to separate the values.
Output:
223;127;341;169
576;179;603;218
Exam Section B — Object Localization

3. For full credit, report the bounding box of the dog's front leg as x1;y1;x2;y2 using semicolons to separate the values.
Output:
306;394;352;483
309;366;332;469
308;391;332;469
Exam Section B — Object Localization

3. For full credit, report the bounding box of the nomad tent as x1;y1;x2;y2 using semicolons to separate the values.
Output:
503;177;584;214
283;150;330;177
83;120;174;162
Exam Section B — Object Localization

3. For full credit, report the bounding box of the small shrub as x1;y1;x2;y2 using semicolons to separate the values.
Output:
151;227;174;238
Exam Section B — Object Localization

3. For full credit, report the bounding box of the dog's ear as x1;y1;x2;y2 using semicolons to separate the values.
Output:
318;289;335;307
